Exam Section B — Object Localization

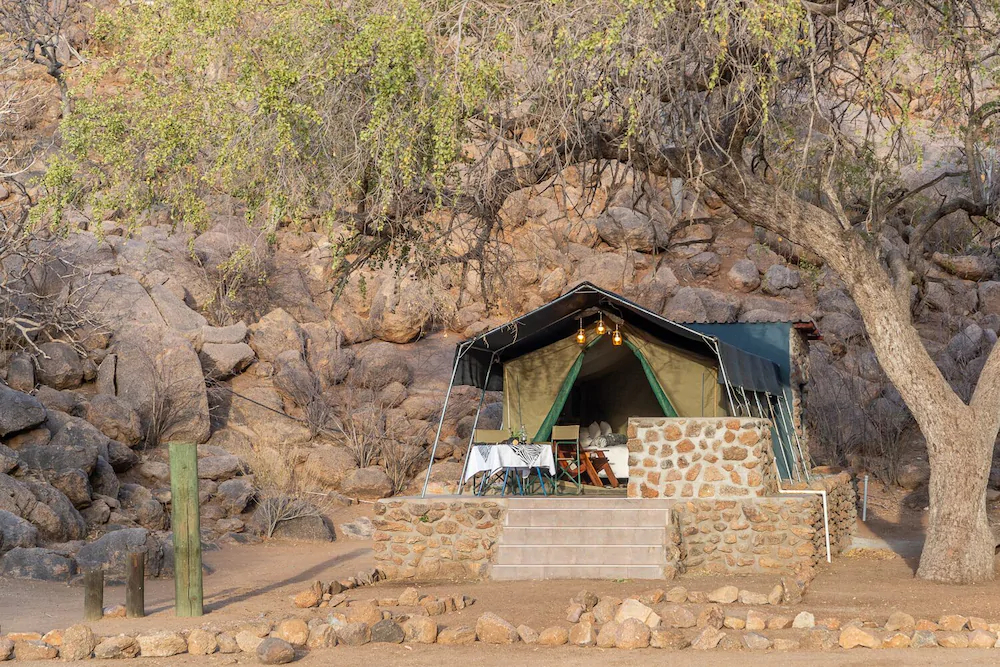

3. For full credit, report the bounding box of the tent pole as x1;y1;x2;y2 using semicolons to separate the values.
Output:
764;393;796;483
457;355;496;494
709;339;740;417
778;393;811;483
770;393;802;483
421;345;466;498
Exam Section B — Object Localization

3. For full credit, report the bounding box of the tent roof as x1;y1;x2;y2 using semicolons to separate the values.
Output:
453;282;782;394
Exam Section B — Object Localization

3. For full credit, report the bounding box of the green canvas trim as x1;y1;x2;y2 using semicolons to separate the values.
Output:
626;339;678;418
533;336;600;442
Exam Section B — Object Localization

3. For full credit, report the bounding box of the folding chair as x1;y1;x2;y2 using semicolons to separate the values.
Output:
584;449;619;488
551;425;583;494
470;429;507;495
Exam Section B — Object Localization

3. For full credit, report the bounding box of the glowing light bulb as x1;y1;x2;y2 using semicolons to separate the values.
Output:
596;313;606;335
576;327;586;344
612;326;623;346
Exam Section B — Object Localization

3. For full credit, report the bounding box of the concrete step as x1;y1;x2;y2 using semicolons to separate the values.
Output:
495;544;664;566
506;497;674;510
504;507;669;527
501;526;665;545
491;564;665;580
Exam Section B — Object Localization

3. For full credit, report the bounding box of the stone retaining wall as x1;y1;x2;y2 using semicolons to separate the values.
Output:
626;418;777;500
372;498;506;580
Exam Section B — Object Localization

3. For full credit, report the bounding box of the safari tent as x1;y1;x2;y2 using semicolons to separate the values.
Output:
421;282;811;495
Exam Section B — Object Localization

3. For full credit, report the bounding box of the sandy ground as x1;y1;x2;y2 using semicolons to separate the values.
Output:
6;486;1000;663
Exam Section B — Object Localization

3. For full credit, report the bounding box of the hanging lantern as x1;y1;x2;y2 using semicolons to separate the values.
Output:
576;318;586;344
612;324;623;346
596;312;606;335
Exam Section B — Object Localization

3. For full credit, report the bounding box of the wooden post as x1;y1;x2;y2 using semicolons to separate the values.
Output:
169;442;203;617
83;570;104;621
126;552;145;618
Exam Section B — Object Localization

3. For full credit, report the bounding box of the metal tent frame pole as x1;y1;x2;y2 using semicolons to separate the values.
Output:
421;344;467;498
778;392;811;483
456;354;496;494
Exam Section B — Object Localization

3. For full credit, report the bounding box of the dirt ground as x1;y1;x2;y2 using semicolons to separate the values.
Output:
6;485;1000;664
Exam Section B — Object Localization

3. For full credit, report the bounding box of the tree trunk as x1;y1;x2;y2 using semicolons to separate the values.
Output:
918;422;995;583
687;153;1000;583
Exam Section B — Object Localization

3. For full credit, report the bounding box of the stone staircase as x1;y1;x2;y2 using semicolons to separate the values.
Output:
490;498;673;580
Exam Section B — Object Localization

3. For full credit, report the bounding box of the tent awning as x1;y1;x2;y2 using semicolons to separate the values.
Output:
452;282;783;396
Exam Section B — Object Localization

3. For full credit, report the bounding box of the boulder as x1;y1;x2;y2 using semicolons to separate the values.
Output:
816;287;860;318
0;385;46;437
248;309;305;363
274;618;310;646
149;284;208;331
0;444;18;474
197;455;242;481
262;513;334;542
650;628;689;650
0;510;38;555
47;469;92;508
690;626;725;650
338;517;374;540
354;342;413;389
18;427;102;475
517;624;540;645
199;343;255;379
186;629;218;655
305;624;338;649
838;625;881;649
21;478;87;541
111;326;211;444
61;624;97;661
595;207;672;252
6;352;35;392
402;616;438;644
217;477;255;514
537;626;569;647
370;274;433;344
34;341;84;389
932;252;996;281
687;251;722;278
437;626;476;645
336;622;371;646
615;598;659;627
202;322;248;345
14;640;59;660
107;441;139;473
340;466;393;499
274;350;319;407
76;527;164;579
761;265;801;294
371;619;405;644
256;637;295;664
304;447;358;489
0;547;77;581
93;636;140;659
727;259;761;292
615;618;651;649
660;605;697;628
137;632;187;657
83;395;142;446
572;252;636;292
476;612;519;644
707;585;739;604
978;281;1000;316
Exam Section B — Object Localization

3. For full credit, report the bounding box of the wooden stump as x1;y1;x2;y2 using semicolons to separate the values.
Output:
83;570;104;621
126;551;145;618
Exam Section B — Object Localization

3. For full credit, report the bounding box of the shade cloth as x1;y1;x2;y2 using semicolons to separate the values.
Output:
462;444;556;483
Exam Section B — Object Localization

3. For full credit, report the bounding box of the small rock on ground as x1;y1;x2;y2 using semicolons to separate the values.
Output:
256;637;295;665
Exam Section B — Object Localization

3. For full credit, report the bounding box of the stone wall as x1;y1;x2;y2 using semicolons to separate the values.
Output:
626;418;777;500
372;498;506;580
806;471;856;557
789;326;811;458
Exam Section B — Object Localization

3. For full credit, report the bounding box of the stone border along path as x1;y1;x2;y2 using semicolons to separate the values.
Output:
6;584;1000;660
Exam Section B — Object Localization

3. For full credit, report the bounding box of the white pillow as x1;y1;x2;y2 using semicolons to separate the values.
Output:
579;431;593;447
588;422;601;439
599;421;612;435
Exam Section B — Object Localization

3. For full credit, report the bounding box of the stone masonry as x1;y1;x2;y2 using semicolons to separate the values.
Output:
372;498;506;580
626;418;777;500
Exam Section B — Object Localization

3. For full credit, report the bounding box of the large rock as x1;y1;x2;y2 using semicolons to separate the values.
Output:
83;395;142;446
0;546;77;581
137;632;187;657
370;274;433;344
665;287;740;323
304;447;358;489
303;324;354;389
197;455;242;481
687;251;721;278
257;637;295;664
572;252;636;292
0;444;17;474
932;252;997;281
76;528;164;579
61;624;97;661
762;265;801;294
595;207;672;252
6;352;35;392
727;259;761;292
979;281;1000;316
107;441;139;473
249;308;305;363
354;341;413;389
149;284;208;331
199;343;256;380
615;618;651;649
260;512;334;542
202;322;248;344
0;509;38;554
476;612;519;644
0;385;46;437
34;341;84;389
339;467;393;499
79;275;166;330
111;325;211;444
46;469;92;508
18;419;104;474
274;350;319;407
93;635;140;659
217;477;255;513
0;474;85;542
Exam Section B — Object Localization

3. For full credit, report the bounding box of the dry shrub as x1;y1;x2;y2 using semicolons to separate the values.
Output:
238;441;334;538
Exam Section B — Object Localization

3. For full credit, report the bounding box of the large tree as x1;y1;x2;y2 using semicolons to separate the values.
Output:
28;0;1000;581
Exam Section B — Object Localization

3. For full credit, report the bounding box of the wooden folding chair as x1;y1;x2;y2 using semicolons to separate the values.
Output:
551;425;583;494
584;449;619;488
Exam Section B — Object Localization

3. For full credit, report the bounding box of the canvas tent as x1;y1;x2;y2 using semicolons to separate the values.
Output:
421;282;806;495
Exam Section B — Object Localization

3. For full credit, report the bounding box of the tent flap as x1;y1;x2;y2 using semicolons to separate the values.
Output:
717;342;783;395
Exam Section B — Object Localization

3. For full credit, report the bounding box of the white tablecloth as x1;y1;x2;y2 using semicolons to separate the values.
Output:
463;444;556;483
